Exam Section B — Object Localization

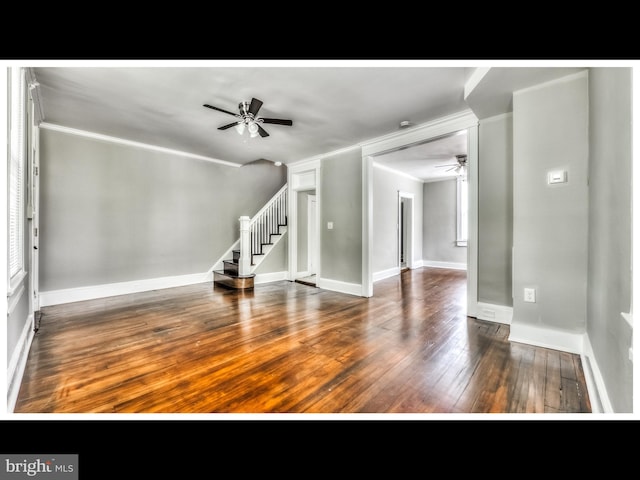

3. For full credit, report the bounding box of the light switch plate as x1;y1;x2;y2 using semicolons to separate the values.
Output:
547;170;568;184
327;221;334;230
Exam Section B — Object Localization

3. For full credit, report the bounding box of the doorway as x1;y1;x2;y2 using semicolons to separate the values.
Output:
295;189;318;287
361;112;478;317
398;192;413;272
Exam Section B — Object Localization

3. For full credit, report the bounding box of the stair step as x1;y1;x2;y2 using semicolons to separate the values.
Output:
213;270;255;290
223;260;239;275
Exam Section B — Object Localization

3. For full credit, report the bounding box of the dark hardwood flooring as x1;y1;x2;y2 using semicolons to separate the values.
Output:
13;267;591;414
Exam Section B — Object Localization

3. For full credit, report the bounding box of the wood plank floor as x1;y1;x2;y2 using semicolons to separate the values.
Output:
13;267;592;414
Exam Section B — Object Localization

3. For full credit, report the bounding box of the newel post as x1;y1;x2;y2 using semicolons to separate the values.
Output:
238;216;251;276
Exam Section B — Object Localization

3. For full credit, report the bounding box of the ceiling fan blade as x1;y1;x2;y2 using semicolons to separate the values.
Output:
435;164;457;168
248;98;263;117
260;118;293;126
446;166;457;172
203;104;239;117
218;122;240;130
257;124;269;137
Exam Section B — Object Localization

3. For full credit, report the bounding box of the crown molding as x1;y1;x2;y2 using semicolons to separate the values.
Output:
39;123;241;167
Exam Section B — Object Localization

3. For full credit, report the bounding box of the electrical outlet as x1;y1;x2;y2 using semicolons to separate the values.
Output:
524;288;536;303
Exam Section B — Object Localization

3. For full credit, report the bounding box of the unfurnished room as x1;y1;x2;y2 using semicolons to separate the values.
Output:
4;62;634;415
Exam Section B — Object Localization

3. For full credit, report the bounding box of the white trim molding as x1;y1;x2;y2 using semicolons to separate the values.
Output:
39;123;241;168
422;260;467;271
39;272;213;307
7;314;35;413
318;278;363;297
476;302;513;325
373;266;401;282
508;322;584;355
255;271;289;284
581;335;614;414
360;109;478;157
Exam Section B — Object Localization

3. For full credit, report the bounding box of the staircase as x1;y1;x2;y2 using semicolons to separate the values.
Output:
213;185;288;290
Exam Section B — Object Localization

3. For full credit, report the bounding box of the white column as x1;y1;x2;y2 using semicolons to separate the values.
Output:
238;216;251;276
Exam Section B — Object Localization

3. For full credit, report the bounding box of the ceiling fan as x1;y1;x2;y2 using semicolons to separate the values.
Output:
203;97;293;138
436;154;468;175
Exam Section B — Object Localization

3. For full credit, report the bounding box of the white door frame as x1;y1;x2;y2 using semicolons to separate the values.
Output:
398;191;414;270
28;124;40;314
361;110;479;316
287;158;321;282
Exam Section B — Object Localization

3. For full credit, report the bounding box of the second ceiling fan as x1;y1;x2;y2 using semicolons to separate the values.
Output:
203;97;293;138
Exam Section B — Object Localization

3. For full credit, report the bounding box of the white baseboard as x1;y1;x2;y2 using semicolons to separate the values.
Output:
412;259;425;268
476;302;513;325
255;271;289;284
7;314;35;413
422;260;467;271
39;272;213;307
318;277;363;297
508;321;584;354
580;336;613;414
373;267;400;282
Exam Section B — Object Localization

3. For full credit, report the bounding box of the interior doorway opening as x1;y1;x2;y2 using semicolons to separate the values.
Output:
398;192;414;272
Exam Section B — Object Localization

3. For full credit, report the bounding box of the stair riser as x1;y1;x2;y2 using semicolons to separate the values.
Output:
213;271;254;290
223;261;239;275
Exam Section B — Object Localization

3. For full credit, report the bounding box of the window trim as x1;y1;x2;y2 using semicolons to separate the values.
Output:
8;66;27;294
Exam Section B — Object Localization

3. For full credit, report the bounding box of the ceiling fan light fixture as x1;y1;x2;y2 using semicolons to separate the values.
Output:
248;121;260;138
235;122;246;135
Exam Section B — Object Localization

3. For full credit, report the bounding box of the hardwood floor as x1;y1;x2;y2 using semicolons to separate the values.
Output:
13;267;592;414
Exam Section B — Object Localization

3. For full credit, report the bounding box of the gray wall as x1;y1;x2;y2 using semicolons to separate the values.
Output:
422;179;467;264
372;165;423;274
320;148;362;284
254;231;287;274
39;129;286;291
478;113;513;306
512;72;589;332
587;67;633;413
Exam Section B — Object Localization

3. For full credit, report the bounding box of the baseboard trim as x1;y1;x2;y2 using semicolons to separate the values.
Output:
7;314;35;413
476;302;513;325
422;260;467;271
318;277;363;297
581;335;614;414
373;267;400;282
255;271;288;284
508;321;584;354
39;272;214;307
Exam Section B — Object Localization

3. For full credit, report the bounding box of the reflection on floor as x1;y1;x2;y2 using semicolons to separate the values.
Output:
295;275;317;287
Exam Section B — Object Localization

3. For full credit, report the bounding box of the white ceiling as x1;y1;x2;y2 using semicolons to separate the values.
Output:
30;63;588;180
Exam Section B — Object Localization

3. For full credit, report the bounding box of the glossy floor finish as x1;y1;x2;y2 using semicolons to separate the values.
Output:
13;268;591;414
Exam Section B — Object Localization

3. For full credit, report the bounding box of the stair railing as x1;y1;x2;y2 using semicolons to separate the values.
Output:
238;184;287;275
